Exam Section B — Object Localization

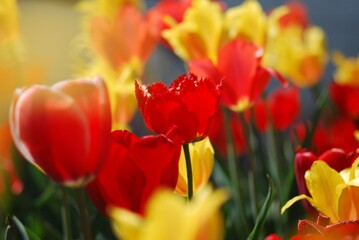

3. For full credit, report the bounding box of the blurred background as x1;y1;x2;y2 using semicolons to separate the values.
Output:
17;0;359;86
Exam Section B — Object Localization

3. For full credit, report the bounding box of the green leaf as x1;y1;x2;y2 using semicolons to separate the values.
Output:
6;216;30;240
247;175;276;240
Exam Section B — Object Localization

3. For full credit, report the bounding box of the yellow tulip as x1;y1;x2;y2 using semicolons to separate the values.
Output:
332;51;359;87
263;5;327;88
83;59;140;130
282;157;359;223
162;0;223;64
223;0;267;46
109;186;229;240
175;138;214;195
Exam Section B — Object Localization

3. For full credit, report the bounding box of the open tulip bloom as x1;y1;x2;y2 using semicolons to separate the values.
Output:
135;73;222;144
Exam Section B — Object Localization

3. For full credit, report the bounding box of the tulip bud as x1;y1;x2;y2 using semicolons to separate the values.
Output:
9;77;112;187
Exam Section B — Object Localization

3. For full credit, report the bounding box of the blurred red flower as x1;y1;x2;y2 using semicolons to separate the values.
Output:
209;111;246;158
253;86;300;132
86;130;181;215
9;77;112;186
135;73;222;143
190;39;285;112
277;2;308;29
330;83;359;119
0;123;22;196
148;0;191;47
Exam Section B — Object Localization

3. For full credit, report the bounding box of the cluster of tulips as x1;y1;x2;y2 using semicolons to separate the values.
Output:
1;0;359;239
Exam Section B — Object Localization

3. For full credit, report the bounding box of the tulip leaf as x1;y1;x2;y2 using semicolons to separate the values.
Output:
247;175;276;240
5;216;30;240
34;181;57;206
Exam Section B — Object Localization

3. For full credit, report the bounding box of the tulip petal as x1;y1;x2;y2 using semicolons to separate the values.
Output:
305;161;343;222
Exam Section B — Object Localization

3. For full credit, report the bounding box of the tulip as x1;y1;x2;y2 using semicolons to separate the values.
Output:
89;5;158;70
223;0;267;46
86;130;181;215
252;86;300;132
263;3;327;88
162;0;223;63
9;77;112;187
294;148;355;215
282;156;359;223
175;137;214;195
332;51;359;87
190;39;284;112
135;73;222;144
108;186;229;240
0;123;22;198
330;51;359;119
292;217;359;240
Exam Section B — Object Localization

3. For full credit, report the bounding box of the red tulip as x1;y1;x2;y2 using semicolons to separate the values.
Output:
9;77;112;186
265;234;283;240
291;217;359;240
189;39;286;112
330;83;359;119
209;110;246;158
253;86;300;132
135;73;222;143
86;130;181;215
148;0;191;48
277;2;309;29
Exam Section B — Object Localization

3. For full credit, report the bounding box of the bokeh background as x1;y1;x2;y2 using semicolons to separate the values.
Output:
17;0;359;86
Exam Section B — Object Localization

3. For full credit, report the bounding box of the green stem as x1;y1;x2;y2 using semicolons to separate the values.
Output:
183;143;193;200
222;108;249;236
75;188;92;240
60;186;72;240
239;112;259;218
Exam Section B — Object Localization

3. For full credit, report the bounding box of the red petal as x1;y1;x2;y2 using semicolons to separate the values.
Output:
87;130;181;215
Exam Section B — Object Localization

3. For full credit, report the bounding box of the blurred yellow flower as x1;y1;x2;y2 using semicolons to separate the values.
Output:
84;59;140;130
78;0;144;19
282;157;359;223
162;0;223;63
175;138;214;195
263;5;327;88
223;0;267;46
332;51;359;87
0;0;19;44
109;186;229;240
78;3;158;130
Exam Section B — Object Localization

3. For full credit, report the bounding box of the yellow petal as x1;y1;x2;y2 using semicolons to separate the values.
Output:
109;207;143;240
223;0;267;46
142;186;228;240
305;160;343;222
281;194;313;215
162;0;223;63
332;51;359;87
175;138;215;195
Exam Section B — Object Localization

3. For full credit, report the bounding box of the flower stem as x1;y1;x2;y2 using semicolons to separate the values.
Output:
60;186;72;240
75;188;92;240
239;112;259;219
183;143;193;200
222;108;249;236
